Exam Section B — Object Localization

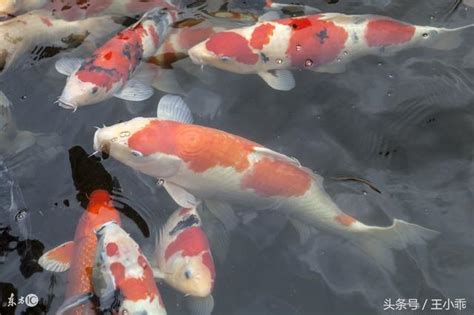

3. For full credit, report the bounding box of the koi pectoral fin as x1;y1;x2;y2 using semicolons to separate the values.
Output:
258;70;295;91
152;267;165;279
186;294;215;315
157;94;193;124
38;241;75;272
163;181;200;208
56;293;93;315
114;79;154;102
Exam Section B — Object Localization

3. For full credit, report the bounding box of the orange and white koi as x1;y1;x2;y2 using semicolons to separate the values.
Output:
153;206;215;315
0;0;181;21
38;190;122;314
55;8;176;110
92;221;166;315
93;95;440;274
188;13;471;90
0;10;124;76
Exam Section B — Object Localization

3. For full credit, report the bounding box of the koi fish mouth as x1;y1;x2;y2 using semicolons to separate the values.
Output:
56;98;77;112
93;128;111;154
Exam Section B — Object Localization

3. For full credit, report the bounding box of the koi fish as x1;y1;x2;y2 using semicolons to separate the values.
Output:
0;0;181;21
0;91;36;156
153;206;215;315
93;95;440;274
204;0;319;16
38;190;122;314
0;10;125;76
92;221;166;315
55;8;176;110
188;13;470;90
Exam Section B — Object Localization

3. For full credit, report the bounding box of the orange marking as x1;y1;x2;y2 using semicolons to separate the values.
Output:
106;242;118;256
365;19;415;47
128;120;259;173
250;23;275;50
335;214;356;226
241;158;311;197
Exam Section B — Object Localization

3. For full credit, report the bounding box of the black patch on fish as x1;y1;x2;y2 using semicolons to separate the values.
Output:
92;87;98;94
0;49;7;73
112;16;140;27
316;28;329;44
260;53;269;63
352;32;359;43
169;214;200;236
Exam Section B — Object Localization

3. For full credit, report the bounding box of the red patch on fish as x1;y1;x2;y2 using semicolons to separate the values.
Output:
128;121;259;173
106;242;118;256
250;23;275;50
335;214;356;226
165;226;210;260
201;251;215;283
365;19;416;47
241;157;311;197
179;26;217;50
40;17;53;27
279;16;348;68
76;28;144;91
110;261;160;303
205;32;259;65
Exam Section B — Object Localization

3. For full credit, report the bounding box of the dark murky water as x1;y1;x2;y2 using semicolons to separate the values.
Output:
0;0;473;314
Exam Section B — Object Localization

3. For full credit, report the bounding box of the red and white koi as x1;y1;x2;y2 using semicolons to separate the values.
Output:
0;10;124;76
0;0;181;21
188;13;471;90
93;221;166;315
38;190;122;314
93;95;440;273
154;207;215;295
55;8;176;110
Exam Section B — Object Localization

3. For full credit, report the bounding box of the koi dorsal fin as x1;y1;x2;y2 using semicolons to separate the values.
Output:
38;241;75;272
157;94;194;124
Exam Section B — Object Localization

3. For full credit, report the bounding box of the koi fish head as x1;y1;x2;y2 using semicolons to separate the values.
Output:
188;29;264;74
93;117;182;178
58;75;108;110
166;253;214;297
0;0;45;18
76;190;121;240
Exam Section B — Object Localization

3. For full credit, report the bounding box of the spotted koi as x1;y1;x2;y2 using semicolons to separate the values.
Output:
93;95;439;274
93;222;166;315
188;13;470;90
56;8;176;110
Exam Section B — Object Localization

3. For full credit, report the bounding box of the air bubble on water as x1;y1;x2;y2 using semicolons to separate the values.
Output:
388;73;394;79
422;33;429;38
276;58;283;64
296;44;302;51
429;15;435;20
157;178;165;187
20;95;27;100
363;191;368;196
387;91;393;97
305;59;313;67
120;131;130;137
122;310;128;315
343;51;348;56
15;209;27;222
336;58;342;62
111;137;118;142
377;62;383;67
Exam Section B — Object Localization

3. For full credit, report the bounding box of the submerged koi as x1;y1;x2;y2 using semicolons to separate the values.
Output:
38;190;122;314
188;13;471;90
153;206;215;315
55;8;176;110
93;95;439;274
92;222;166;315
0;10;124;76
0;0;181;21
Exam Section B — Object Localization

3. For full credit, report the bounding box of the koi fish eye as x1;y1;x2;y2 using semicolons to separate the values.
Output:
131;150;143;157
184;269;192;279
219;55;231;62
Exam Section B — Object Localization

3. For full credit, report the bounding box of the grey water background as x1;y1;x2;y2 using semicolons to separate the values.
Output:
0;0;473;314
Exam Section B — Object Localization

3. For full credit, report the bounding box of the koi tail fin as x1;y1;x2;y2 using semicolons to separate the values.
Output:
427;25;474;50
358;219;439;274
